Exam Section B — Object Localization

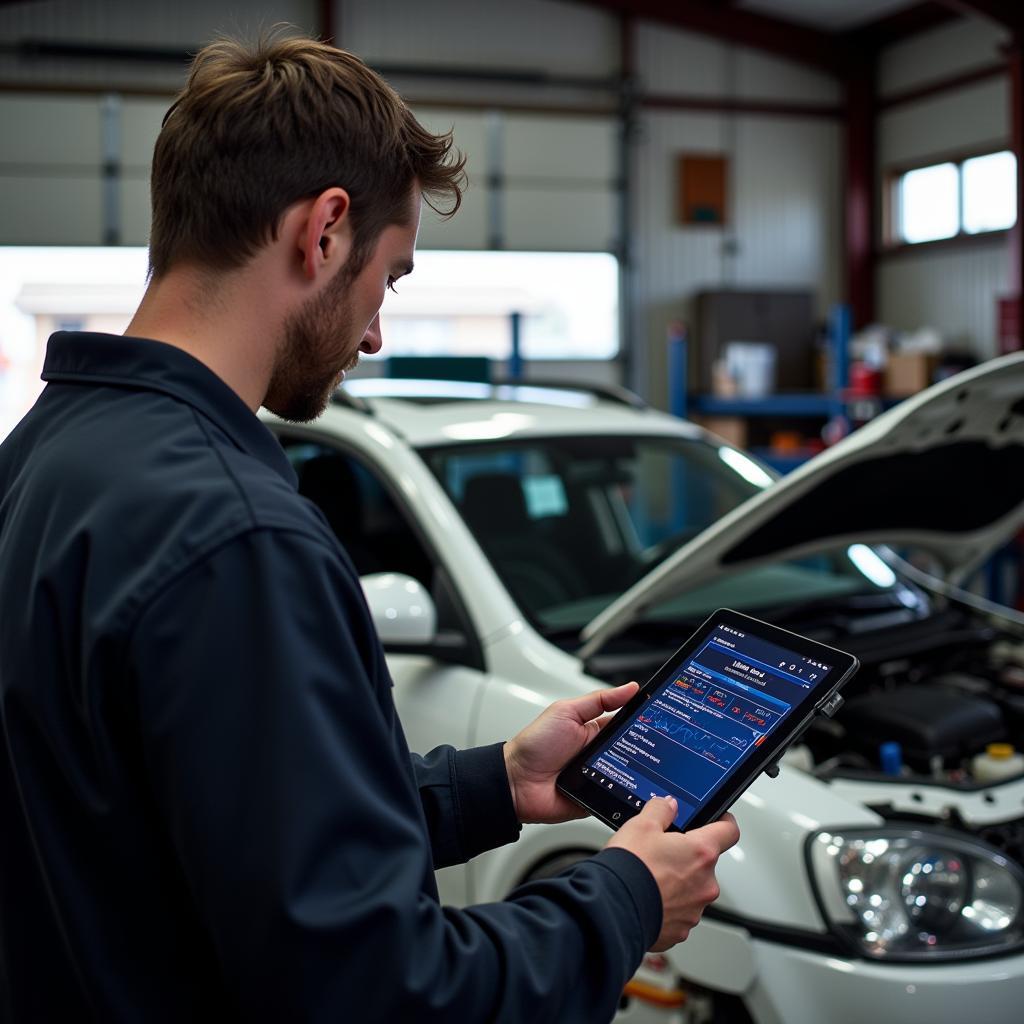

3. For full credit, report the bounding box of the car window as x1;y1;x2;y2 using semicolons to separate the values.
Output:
423;435;758;620
279;438;435;587
422;435;896;635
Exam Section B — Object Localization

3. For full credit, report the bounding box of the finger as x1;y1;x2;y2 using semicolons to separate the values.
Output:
635;795;677;832
695;812;741;852
561;682;639;725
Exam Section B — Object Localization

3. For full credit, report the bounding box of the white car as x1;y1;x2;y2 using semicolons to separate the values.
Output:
263;357;1024;1024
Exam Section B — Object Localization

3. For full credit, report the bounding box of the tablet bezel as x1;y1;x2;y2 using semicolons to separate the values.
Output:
557;608;859;833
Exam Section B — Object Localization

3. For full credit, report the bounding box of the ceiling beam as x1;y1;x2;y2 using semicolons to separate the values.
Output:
932;1;1024;32
840;3;959;52
564;0;845;75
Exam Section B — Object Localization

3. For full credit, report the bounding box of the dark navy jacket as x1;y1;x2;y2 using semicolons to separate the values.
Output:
0;333;661;1022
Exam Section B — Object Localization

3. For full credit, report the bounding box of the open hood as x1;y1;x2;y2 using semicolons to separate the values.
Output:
579;352;1024;659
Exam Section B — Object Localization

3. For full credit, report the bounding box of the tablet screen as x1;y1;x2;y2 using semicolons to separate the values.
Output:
579;616;840;829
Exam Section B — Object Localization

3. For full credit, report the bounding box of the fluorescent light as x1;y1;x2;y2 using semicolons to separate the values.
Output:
847;544;897;587
718;446;773;488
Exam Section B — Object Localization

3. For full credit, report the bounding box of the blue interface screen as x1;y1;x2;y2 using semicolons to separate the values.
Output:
584;622;833;829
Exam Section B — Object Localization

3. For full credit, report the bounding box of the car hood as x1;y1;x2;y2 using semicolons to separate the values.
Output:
578;352;1024;658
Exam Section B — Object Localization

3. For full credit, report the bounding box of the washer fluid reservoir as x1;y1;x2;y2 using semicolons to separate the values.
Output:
972;743;1024;783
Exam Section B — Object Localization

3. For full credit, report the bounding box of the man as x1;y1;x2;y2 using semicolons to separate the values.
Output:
0;35;739;1022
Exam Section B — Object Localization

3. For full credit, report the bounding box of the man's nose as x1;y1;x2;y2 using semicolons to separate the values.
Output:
360;313;383;355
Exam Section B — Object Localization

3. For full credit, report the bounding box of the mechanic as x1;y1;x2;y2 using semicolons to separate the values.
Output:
0;35;739;1022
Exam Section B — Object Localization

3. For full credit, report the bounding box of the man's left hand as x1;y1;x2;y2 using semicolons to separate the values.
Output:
503;682;639;825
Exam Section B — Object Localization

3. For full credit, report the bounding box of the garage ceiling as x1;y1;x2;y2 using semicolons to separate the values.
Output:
569;2;1021;76
740;0;923;30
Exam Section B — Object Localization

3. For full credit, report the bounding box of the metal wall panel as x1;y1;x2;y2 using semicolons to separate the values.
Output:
878;243;1008;358
0;96;105;244
0;0;319;89
632;109;841;405
411;107;490;250
503;186;616;251
0;174;104;245
879;78;1009;167
635;22;728;97
878;18;1009;98
416;190;489;251
121;177;152;249
732;116;840;296
503;115;616;183
410;107;617;253
120;99;168;168
635;22;839;103
0;95;102;165
733;49;840;104
339;0;617;76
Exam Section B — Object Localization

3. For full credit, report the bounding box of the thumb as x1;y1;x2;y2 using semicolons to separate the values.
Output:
635;795;678;832
603;680;640;711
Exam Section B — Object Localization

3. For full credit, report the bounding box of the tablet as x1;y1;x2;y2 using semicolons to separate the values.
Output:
557;608;859;832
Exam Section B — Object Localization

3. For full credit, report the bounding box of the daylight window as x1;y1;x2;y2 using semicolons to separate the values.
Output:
894;150;1017;245
898;163;959;243
963;151;1017;234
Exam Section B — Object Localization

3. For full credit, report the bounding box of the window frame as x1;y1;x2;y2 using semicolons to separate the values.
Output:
883;143;1017;254
273;425;487;672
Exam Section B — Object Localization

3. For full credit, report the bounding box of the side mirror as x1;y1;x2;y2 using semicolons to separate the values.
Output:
360;573;437;645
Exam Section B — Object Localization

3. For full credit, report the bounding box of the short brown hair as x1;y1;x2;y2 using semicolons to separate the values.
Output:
148;33;465;277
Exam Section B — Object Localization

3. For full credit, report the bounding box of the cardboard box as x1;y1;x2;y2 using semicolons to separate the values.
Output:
884;353;941;397
692;415;747;449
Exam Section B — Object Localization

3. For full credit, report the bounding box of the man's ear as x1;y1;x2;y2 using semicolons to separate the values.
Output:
298;187;352;281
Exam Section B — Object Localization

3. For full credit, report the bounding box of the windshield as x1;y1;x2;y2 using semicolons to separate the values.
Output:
422;434;903;636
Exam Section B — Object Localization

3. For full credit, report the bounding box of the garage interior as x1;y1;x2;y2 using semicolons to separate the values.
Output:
2;2;1024;1023
3;3;1021;480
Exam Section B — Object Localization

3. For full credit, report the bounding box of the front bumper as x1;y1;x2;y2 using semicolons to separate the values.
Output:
745;939;1024;1024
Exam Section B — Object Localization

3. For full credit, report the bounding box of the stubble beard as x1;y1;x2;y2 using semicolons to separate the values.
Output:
264;264;360;423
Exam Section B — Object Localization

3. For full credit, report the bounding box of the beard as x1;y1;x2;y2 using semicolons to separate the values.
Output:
264;263;360;423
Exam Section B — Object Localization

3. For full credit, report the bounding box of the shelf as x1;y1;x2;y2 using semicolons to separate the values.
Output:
690;394;839;417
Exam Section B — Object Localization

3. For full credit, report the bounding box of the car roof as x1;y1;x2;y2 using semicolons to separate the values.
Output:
331;378;707;448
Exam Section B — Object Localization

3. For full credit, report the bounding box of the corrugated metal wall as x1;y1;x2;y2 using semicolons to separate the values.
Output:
631;21;841;405
0;0;844;403
339;0;617;76
0;0;319;89
876;18;1013;357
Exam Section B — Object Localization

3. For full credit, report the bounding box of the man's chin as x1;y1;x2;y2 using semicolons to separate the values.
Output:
263;386;334;424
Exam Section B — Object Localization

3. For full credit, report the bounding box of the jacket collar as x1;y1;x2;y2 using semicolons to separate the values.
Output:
41;332;297;486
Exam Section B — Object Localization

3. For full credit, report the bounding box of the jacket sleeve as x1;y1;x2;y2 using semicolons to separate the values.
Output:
129;528;662;1024
411;743;522;868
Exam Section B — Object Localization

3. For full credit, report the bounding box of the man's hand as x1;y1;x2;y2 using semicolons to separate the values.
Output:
503;682;639;824
607;798;740;950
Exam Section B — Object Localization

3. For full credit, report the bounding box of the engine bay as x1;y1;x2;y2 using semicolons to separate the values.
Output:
803;609;1024;780
590;603;1024;865
800;607;1024;864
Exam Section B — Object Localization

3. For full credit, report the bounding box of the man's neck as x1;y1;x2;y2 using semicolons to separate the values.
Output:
124;264;281;413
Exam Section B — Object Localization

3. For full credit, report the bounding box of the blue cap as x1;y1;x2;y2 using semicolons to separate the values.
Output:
880;741;903;776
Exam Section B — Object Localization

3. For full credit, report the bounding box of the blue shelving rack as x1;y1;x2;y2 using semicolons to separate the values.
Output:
669;303;852;473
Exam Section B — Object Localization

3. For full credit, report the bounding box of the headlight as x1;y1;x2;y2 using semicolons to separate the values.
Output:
807;827;1024;961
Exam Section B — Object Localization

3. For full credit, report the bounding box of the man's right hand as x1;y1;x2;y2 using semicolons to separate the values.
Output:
606;797;740;951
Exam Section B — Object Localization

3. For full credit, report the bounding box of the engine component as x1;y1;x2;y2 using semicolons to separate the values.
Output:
972;744;1024;783
841;685;1004;771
